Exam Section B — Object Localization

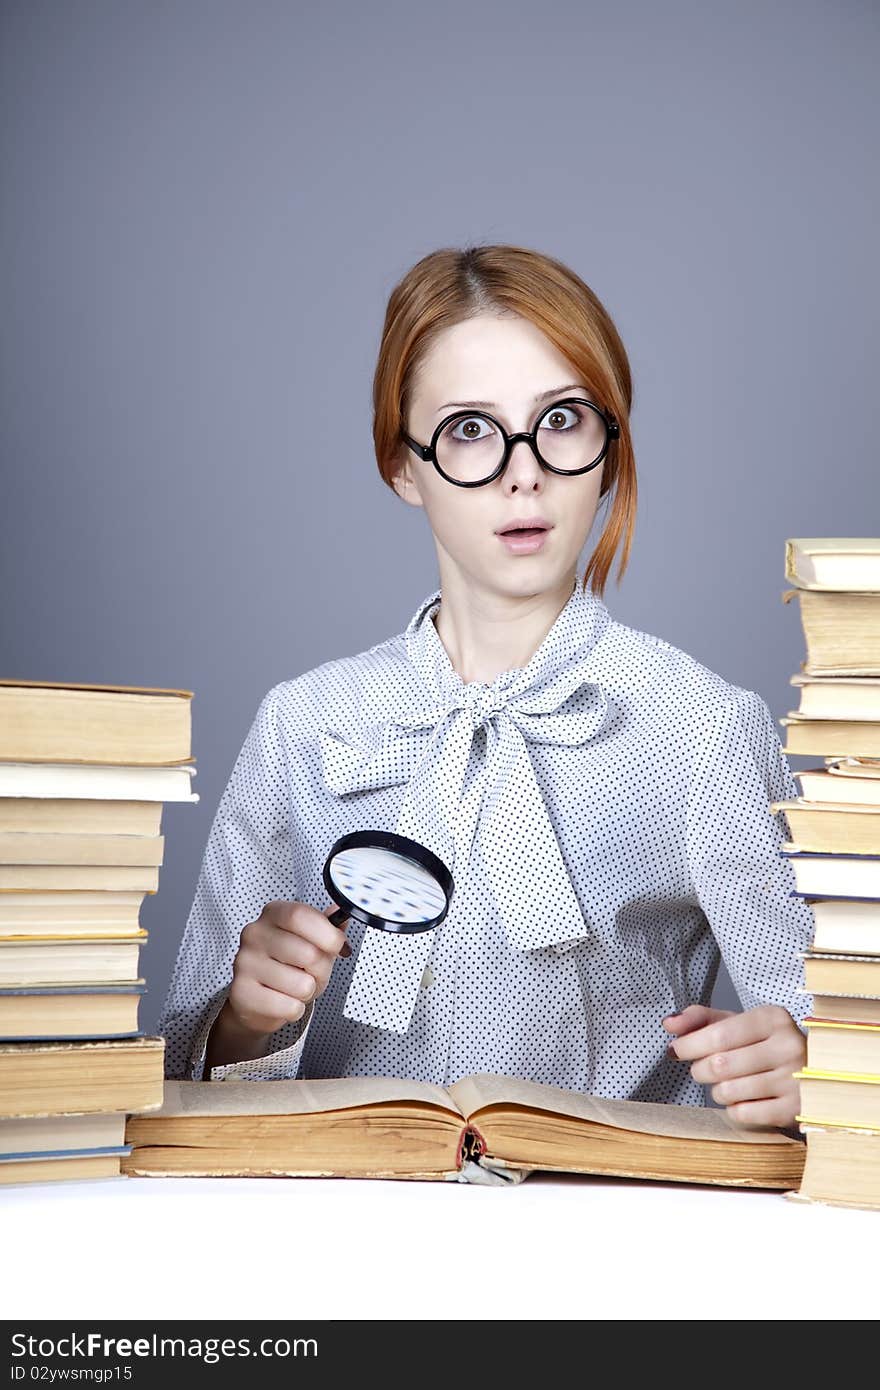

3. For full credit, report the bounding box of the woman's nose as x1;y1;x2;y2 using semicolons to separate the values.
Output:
503;436;544;482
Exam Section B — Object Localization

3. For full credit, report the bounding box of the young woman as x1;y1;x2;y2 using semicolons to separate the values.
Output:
158;244;812;1132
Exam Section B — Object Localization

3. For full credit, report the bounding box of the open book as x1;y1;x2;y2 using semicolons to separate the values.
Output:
122;1073;805;1189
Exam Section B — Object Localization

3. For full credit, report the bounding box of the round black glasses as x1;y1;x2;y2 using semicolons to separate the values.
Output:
401;397;620;489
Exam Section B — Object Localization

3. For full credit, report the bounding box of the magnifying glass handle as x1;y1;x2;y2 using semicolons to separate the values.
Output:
327;906;351;928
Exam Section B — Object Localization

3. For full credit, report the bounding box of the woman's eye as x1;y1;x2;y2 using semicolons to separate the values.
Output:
450;416;494;443
539;405;580;432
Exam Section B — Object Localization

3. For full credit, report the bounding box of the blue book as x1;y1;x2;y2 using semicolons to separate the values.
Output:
780;846;880;900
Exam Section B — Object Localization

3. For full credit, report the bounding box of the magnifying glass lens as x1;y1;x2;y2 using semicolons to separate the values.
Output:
329;845;447;925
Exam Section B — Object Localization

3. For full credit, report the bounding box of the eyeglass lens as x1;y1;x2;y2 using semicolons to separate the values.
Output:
434;401;608;485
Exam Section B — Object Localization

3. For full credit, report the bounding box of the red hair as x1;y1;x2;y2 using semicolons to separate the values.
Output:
372;243;637;598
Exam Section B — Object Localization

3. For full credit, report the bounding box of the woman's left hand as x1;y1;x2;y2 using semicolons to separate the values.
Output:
661;1003;806;1130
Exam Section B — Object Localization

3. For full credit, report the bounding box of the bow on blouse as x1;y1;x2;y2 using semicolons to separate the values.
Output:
319;582;614;1033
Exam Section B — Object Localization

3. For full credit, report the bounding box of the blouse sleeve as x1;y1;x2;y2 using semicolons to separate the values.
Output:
685;687;815;1030
156;682;315;1080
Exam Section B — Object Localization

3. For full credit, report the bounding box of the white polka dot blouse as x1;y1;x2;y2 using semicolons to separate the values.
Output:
157;571;815;1103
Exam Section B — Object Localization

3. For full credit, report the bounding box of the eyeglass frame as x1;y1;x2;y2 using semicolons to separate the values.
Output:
401;396;620;489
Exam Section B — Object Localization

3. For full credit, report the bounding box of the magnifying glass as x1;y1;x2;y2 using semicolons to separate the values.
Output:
322;829;454;934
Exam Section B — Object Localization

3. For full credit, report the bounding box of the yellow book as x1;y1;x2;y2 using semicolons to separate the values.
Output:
0;891;147;938
0;679;194;765
781;589;880;676
0;1112;130;1188
789;1124;880;1211
802;951;880;996
804;1017;880;1074
123;1073;805;1189
0;799;164;836
780;716;880;759
0;865;159;891
794;1066;880;1129
771;799;880;854
0;981;146;1039
0;1153;126;1186
0;933;148;986
809;995;880;1025
0;1036;165;1117
0;831;164;867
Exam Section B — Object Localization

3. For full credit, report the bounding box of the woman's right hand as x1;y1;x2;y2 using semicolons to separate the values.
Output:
223;899;352;1039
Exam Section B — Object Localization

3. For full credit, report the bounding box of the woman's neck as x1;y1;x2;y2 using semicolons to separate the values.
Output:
431;571;576;685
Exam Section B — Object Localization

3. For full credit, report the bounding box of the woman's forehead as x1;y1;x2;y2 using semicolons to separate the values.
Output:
414;318;585;412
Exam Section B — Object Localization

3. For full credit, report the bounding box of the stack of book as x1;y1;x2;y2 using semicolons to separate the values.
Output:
773;538;880;1211
0;679;195;1185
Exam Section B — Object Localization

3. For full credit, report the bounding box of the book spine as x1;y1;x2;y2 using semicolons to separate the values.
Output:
457;1124;487;1168
785;541;797;586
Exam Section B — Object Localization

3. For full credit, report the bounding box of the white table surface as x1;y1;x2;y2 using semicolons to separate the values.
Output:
2;1172;876;1320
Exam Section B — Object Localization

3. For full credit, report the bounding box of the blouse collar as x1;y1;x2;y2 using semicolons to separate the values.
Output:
404;571;612;720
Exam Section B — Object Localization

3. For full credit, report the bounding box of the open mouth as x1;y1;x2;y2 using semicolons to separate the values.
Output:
496;522;552;552
496;520;552;537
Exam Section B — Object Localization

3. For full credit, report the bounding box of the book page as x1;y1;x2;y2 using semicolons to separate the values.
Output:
155;1076;464;1119
450;1073;798;1145
828;759;880;780
0;679;193;697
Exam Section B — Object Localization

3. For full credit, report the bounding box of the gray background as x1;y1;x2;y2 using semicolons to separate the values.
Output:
1;0;877;1037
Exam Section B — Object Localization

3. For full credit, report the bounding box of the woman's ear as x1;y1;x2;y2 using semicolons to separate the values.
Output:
390;450;425;509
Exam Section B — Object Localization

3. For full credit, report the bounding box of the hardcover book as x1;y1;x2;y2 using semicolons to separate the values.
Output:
0;679;193;765
784;538;880;592
0;1036;165;1117
123;1073;806;1189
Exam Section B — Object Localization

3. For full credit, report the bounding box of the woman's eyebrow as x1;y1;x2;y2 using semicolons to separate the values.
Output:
434;383;588;414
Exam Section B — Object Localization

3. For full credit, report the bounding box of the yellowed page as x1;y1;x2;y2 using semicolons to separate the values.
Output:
155;1076;463;1119
449;1072;797;1146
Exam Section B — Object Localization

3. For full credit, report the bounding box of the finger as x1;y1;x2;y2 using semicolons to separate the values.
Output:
258;928;337;984
269;901;350;957
662;1004;732;1034
322;903;348;921
723;1095;798;1130
709;1064;800;1108
322;903;352;957
669;1009;770;1063
688;1034;799;1085
233;979;308;1028
260;927;333;973
275;925;340;992
255;956;318;1004
663;1005;732;1053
